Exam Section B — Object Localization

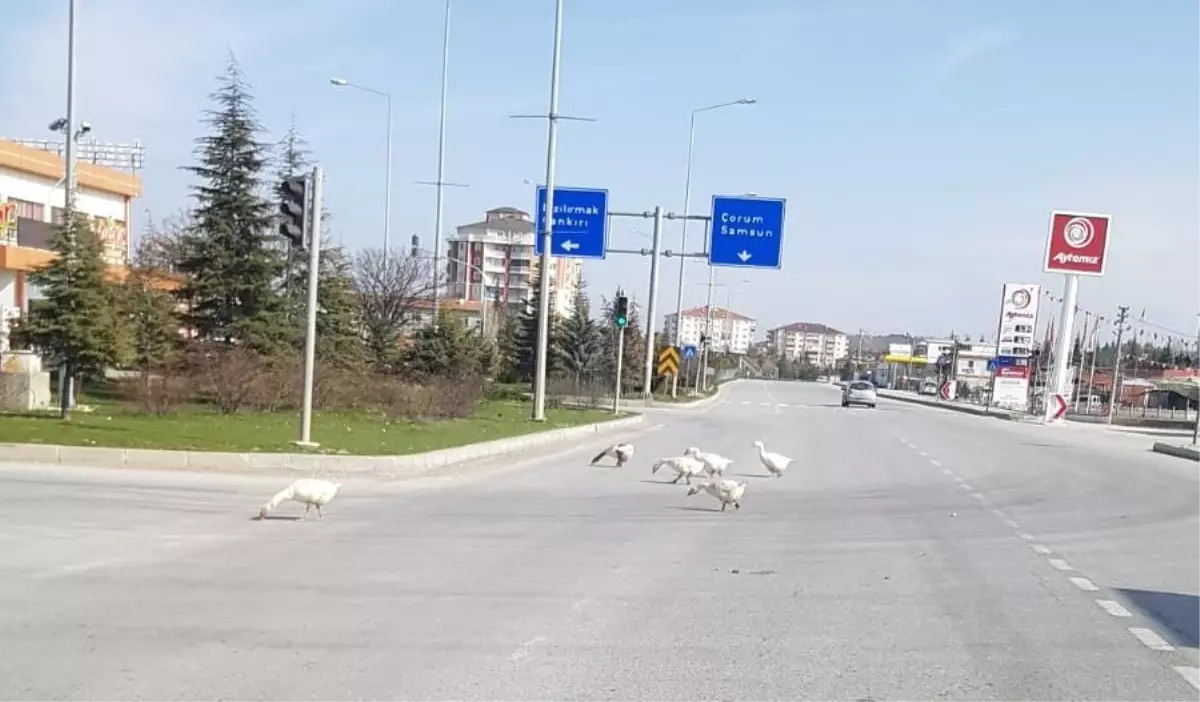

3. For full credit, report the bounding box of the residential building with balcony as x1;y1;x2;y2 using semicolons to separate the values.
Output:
445;206;582;318
766;322;849;367
664;306;757;355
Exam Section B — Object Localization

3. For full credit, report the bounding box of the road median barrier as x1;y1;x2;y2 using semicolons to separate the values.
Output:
0;413;645;476
1150;442;1200;462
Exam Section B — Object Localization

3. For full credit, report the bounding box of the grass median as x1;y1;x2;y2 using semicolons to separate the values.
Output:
0;400;616;455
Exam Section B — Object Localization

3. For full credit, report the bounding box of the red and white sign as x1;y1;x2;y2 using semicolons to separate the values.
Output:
938;381;952;400
1046;393;1068;422
997;365;1030;380
1044;211;1111;276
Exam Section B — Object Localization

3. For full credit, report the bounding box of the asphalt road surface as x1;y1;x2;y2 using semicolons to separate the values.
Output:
0;380;1196;700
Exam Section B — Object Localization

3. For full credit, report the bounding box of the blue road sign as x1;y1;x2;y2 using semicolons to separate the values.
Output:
682;344;697;360
534;186;609;260
708;195;787;269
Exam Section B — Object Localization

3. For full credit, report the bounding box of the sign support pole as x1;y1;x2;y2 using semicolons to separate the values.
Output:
297;165;323;448
613;325;625;416
641;206;664;401
1046;273;1079;422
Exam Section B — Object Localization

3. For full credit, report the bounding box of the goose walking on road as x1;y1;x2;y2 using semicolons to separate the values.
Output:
752;440;792;478
652;456;706;485
591;443;635;467
256;479;341;520
683;446;733;477
687;479;748;511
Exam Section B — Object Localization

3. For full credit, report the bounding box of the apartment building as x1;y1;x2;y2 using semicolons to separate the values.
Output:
444;206;582;318
766;322;849;367
664;306;757;355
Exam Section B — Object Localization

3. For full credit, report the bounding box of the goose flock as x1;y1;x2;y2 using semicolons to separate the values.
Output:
601;439;795;514
252;439;793;520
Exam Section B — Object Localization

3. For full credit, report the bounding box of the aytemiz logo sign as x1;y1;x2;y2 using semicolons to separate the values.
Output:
1044;211;1111;276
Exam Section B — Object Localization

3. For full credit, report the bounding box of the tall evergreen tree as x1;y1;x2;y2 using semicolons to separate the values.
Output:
177;55;288;353
556;286;603;388
273;114;311;327
512;266;563;385
9;214;125;417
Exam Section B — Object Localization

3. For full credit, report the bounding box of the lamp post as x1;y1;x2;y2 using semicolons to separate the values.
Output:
329;77;392;255
671;98;755;396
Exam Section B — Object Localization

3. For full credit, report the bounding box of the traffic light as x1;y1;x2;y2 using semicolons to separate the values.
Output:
614;295;629;328
700;333;708;347
278;174;309;248
410;234;420;258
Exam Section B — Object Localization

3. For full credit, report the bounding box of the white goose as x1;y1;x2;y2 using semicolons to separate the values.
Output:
683;446;733;477
256;478;341;520
651;455;706;485
752;440;792;478
687;479;747;511
591;443;635;467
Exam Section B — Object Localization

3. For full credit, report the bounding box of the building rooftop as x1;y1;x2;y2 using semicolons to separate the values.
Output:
772;322;845;335
676;306;755;322
0;138;142;197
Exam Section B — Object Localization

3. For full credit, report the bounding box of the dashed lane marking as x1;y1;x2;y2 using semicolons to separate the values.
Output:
1068;576;1099;592
1174;666;1200;691
941;468;954;476
759;402;773;407
918;451;929;457
1002;519;1020;529
970;492;985;501
1031;544;1052;555
1047;558;1074;571
960;482;975;491
929;459;942;467
991;508;1008;518
776;403;790;408
1015;531;1035;541
1095;600;1133;618
1128;627;1175;652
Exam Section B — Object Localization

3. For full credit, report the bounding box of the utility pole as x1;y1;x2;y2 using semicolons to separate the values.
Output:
58;0;79;420
1106;305;1129;425
641;206;665;399
297;165;324;447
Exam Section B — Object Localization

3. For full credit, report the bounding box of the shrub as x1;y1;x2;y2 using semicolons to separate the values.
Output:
118;365;193;415
184;345;265;415
373;375;484;421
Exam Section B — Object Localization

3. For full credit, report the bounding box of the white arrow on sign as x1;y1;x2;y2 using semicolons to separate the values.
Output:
737;250;752;262
560;240;580;252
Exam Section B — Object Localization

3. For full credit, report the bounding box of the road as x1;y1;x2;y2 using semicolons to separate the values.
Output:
0;380;1196;700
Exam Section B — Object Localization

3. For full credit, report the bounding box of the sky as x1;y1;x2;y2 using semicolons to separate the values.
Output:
1;0;1197;344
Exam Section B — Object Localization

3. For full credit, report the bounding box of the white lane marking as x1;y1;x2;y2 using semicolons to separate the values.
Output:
1015;531;1035;541
929;459;942;467
960;482;975;490
941;468;954;476
953;475;965;483
970;492;985;501
1002;519;1020;529
1095;599;1132;618
740;401;751;405
1031;544;1052;554
759;402;772;407
776;403;789;408
1068;577;1099;592
1173;666;1200;691
31;558;125;579
918;451;928;457
508;635;548;661
1047;558;1074;571
1128;627;1175;652
991;508;1008;518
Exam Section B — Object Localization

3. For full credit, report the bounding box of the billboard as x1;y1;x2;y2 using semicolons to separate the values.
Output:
1044;211;1111;276
996;283;1041;358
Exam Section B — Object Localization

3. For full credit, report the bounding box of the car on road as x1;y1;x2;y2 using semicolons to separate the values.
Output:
842;380;877;408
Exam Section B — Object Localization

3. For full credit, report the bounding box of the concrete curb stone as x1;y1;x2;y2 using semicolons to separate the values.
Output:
1151;442;1200;462
0;414;645;475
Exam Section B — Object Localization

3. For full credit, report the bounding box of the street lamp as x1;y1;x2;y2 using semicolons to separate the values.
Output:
671;98;756;391
329;76;393;254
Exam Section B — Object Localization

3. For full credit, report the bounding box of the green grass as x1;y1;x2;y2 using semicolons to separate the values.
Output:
0;401;615;455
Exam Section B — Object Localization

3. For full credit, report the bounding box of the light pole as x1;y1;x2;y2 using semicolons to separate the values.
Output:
56;0;79;419
329;77;392;255
671;98;755;396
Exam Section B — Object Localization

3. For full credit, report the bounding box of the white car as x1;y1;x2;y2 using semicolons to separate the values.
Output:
842;380;878;408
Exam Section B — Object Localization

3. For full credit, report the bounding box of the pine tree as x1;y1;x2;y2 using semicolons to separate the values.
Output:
403;310;491;380
273;114;311;330
599;287;645;393
513;266;562;385
177;55;288;353
556;286;603;389
9;214;125;417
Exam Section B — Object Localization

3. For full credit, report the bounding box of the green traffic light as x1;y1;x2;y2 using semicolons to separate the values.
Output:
616;316;628;328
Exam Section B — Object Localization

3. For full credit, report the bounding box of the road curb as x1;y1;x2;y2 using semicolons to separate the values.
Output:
876;390;1019;420
0;414;645;476
1151;442;1200;462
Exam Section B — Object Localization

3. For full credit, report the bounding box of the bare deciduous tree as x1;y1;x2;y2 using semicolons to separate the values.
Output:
352;247;439;370
134;209;192;273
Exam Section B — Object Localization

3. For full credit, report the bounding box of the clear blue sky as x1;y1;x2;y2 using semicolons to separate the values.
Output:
2;0;1197;343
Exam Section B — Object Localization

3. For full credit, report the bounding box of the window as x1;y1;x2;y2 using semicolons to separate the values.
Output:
10;199;43;220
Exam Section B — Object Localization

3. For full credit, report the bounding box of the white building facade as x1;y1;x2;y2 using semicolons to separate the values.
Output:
445;207;582;318
665;306;757;354
766;322;849;367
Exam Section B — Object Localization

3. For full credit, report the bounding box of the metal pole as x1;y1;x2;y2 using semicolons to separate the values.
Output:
1193;316;1199;444
1107;306;1129;425
430;0;451;321
1084;317;1100;415
700;241;715;392
641;206;664;399
1047;275;1079;422
613;325;625;415
670;113;698;399
384;94;393;259
531;0;564;422
297;166;323;447
59;0;78;419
